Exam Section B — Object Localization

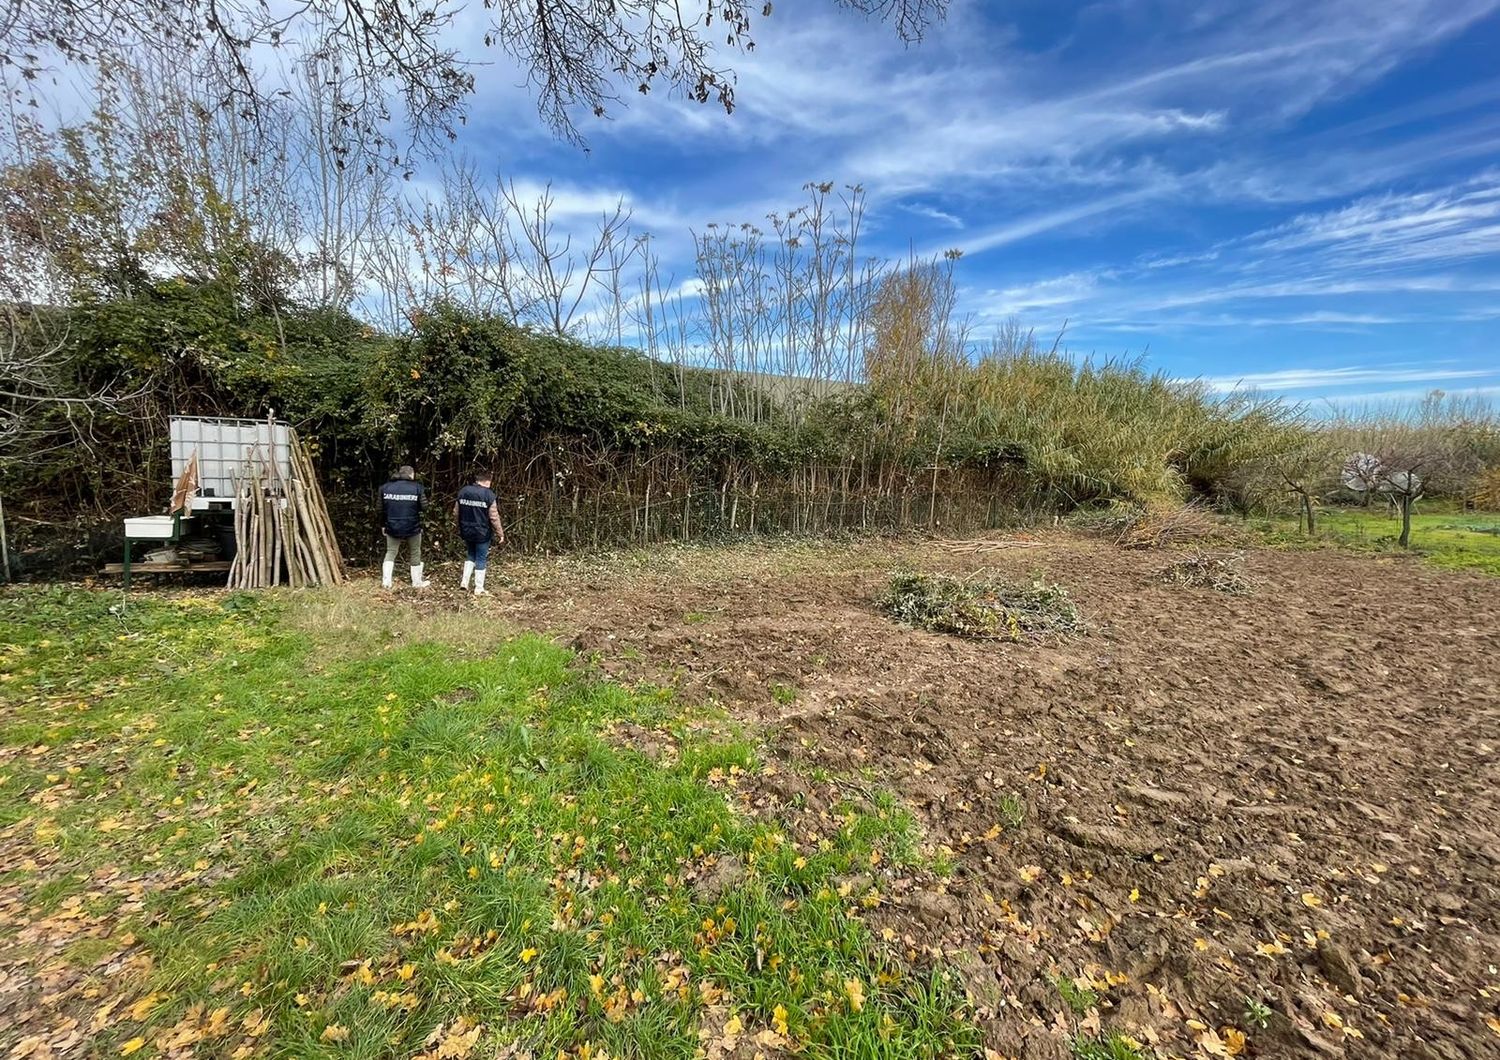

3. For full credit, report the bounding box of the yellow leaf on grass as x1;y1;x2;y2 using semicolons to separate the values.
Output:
128;993;163;1021
436;1017;482;1058
1301;892;1322;908
722;1015;743;1038
120;1039;146;1056
321;1024;349;1042
773;1003;789;1036
845;978;866;1012
520;948;538;964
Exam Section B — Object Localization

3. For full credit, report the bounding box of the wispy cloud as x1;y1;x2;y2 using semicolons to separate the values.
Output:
1197;364;1499;392
436;0;1500;400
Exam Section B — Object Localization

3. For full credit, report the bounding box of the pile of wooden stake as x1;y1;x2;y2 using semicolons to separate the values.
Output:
228;428;345;589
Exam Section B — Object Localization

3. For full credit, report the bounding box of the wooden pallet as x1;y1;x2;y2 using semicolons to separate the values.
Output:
101;561;231;575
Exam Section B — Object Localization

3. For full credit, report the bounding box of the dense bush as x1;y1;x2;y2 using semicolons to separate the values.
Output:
1;281;1324;572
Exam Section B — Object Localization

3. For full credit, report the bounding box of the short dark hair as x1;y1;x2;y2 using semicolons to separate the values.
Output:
473;470;493;483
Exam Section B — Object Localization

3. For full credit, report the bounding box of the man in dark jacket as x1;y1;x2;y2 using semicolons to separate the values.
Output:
455;470;505;595
379;465;430;589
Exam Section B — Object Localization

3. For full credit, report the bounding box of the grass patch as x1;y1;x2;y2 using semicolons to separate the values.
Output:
0;586;976;1059
997;793;1026;830
1256;506;1500;575
1072;1032;1154;1060
878;570;1081;640
1056;975;1099;1016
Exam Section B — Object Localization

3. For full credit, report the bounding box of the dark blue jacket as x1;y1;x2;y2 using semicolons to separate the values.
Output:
380;479;424;538
456;484;500;544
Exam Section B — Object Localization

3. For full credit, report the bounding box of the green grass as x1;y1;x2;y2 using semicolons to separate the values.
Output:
0;587;976;1059
1055;975;1098;1017
1072;1032;1153;1060
1257;506;1500;575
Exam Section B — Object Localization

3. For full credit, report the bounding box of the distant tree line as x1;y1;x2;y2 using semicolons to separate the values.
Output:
0;55;1495;574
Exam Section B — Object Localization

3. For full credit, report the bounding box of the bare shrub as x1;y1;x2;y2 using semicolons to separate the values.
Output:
1113;503;1238;550
1475;468;1500;511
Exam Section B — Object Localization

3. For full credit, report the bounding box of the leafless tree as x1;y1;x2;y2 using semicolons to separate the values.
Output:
0;304;152;467
2;0;948;149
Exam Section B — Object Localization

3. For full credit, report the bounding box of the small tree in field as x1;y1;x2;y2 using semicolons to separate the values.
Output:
1239;435;1336;534
1372;451;1426;549
1341;444;1437;548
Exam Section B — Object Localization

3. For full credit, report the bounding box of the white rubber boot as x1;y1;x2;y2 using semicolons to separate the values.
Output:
473;568;487;596
380;560;395;589
460;560;474;589
410;564;431;589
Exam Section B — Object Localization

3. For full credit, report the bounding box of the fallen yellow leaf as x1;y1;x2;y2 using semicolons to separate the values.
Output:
321;1023;349;1042
1301;892;1322;908
519;948;538;964
1223;1026;1246;1055
845;978;866;1012
120;1039;146;1056
128;994;163;1021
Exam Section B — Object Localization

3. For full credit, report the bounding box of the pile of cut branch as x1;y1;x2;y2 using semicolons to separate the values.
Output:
228;429;344;589
878;570;1081;640
1156;551;1252;595
1115;503;1234;550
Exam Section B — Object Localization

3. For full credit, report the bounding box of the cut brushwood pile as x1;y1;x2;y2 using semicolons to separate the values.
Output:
1113;503;1238;550
227;426;345;589
935;538;1045;554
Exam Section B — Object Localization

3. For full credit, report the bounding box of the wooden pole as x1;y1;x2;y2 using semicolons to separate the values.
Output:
290;432;343;583
227;476;242;588
0;490;12;583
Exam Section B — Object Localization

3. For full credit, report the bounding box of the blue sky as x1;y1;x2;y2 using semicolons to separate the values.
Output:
441;0;1500;404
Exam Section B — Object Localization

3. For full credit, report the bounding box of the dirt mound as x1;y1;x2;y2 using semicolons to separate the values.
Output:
455;535;1500;1058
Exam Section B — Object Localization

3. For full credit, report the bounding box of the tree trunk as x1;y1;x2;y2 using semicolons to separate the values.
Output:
1399;493;1413;548
1300;491;1316;535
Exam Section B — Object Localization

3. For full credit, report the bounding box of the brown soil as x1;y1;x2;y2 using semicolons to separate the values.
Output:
452;533;1500;1060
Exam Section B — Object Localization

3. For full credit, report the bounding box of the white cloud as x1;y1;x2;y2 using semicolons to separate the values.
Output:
1196;365;1500;392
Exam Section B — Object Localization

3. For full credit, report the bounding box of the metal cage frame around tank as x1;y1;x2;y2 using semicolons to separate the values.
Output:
169;416;294;509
